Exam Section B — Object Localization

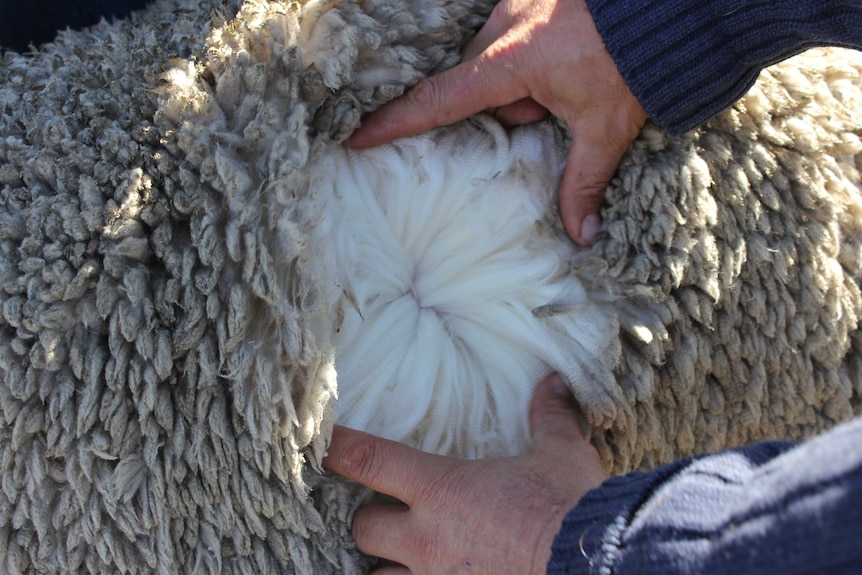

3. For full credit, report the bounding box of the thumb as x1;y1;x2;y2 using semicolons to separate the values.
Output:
528;373;588;446
558;131;623;247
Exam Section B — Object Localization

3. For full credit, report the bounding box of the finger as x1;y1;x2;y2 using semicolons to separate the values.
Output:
346;51;527;149
324;426;448;505
493;98;549;127
528;373;588;445
558;125;624;246
351;504;413;562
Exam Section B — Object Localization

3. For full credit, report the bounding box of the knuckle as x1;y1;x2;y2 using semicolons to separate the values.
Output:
339;438;383;485
406;78;448;124
575;188;607;210
560;185;603;213
423;471;461;509
407;78;440;108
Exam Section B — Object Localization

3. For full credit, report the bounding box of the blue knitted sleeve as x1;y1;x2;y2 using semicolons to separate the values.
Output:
547;417;862;574
585;0;862;133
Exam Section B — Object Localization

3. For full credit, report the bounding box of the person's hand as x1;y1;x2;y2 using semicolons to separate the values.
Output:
346;0;647;246
323;374;608;574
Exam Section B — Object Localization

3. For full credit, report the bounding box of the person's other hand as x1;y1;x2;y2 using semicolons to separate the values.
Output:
323;374;608;574
346;0;647;246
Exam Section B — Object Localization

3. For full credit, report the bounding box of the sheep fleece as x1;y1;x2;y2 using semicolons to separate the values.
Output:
0;0;861;573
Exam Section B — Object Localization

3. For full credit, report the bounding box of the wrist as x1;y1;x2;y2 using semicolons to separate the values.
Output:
547;456;692;574
531;455;609;573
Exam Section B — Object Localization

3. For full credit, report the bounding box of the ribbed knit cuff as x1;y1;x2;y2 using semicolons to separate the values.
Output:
547;459;691;574
584;0;862;134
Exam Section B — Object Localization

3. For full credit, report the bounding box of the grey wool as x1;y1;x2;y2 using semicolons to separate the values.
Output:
587;54;862;471
0;0;860;574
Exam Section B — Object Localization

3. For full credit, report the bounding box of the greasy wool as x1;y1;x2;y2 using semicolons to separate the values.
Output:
588;53;862;470
0;0;861;574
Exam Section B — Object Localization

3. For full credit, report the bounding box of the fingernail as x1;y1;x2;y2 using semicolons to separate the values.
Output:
580;214;601;245
547;373;570;398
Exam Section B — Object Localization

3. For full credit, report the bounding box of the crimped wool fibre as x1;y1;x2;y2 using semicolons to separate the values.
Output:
310;117;617;458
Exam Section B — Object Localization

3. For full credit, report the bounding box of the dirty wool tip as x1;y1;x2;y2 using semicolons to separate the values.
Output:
313;116;615;458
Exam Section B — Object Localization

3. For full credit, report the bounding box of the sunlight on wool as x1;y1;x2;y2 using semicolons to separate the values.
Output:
311;117;617;458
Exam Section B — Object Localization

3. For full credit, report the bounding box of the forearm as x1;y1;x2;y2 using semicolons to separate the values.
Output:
586;0;862;133
548;416;862;574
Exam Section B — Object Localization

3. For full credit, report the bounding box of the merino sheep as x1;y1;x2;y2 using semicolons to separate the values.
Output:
1;0;860;573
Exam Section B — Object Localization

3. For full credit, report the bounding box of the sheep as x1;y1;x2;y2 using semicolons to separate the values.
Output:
1;0;860;572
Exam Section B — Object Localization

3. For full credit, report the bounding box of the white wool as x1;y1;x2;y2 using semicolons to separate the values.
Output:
309;116;616;458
